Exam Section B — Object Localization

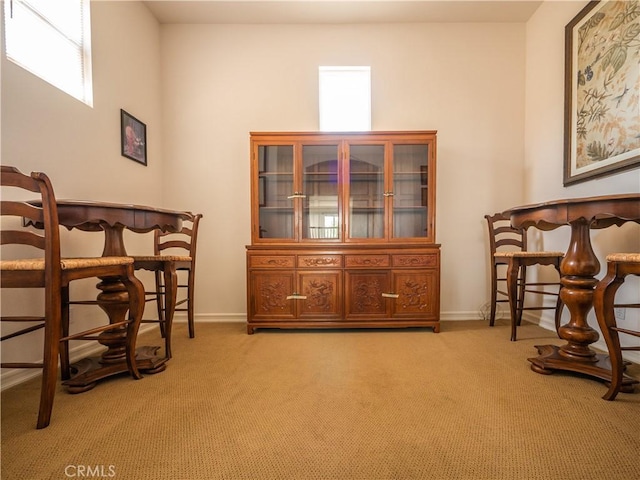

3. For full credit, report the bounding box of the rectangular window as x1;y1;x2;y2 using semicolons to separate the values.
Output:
319;66;371;132
4;0;93;106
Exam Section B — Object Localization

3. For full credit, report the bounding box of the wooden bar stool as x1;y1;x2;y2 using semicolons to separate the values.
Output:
485;212;564;341
594;253;640;400
0;166;145;428
133;213;202;358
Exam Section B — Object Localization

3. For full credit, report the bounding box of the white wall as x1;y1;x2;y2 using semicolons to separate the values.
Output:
1;1;164;386
525;1;640;359
160;21;528;320
2;1;163;206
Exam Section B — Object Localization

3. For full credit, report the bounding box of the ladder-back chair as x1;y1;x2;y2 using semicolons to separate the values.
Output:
0;166;145;428
133;212;202;358
485;212;564;341
594;253;640;400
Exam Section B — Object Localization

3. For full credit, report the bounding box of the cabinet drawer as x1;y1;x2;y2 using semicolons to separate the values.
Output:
345;255;390;268
392;254;439;268
249;255;295;268
298;255;342;268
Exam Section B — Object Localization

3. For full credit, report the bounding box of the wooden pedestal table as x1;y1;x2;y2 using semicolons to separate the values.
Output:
509;194;640;389
31;200;191;393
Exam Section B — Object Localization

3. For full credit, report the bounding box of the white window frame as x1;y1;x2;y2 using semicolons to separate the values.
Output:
319;66;371;132
3;0;93;106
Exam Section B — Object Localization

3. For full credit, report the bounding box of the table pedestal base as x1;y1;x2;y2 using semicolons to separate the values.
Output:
528;344;638;392
63;346;168;394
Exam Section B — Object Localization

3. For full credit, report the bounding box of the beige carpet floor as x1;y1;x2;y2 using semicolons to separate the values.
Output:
2;319;639;480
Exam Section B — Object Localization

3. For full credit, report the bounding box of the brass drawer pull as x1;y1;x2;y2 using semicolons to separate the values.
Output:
381;293;400;299
286;294;307;300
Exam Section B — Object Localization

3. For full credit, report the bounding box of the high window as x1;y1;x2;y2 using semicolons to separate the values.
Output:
319;66;371;131
4;0;93;106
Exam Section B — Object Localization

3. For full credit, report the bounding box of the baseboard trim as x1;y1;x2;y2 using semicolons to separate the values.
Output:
176;312;484;323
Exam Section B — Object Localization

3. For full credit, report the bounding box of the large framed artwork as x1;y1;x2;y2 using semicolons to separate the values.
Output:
563;0;640;185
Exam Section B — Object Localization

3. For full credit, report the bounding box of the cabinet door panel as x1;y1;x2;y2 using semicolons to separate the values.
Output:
391;270;438;317
299;271;342;319
257;144;295;240
250;272;296;320
392;144;430;239
345;271;390;318
302;144;340;241
347;145;385;239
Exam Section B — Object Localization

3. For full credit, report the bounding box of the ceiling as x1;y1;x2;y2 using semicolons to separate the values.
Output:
144;1;544;24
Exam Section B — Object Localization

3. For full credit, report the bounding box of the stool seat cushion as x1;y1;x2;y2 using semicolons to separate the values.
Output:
606;253;640;262
132;255;192;262
1;256;134;271
494;251;564;258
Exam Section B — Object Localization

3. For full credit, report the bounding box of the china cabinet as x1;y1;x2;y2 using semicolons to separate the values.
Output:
246;131;440;334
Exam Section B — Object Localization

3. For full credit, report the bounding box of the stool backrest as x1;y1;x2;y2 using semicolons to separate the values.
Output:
485;211;527;256
1;166;62;295
154;212;203;262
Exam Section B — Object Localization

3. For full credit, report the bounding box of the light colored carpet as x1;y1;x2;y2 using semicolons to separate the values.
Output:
2;320;639;480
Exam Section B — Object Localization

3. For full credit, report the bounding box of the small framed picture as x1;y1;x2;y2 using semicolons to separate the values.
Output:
120;109;147;165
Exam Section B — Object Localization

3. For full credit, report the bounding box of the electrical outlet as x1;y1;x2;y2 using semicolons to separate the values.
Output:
614;307;625;320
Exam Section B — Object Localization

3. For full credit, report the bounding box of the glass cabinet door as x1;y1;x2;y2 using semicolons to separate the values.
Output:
347;144;385;239
302;144;340;240
392;144;429;239
257;145;294;240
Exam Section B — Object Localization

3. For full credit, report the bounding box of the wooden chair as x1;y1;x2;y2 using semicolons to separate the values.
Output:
133;213;202;358
594;253;640;400
485;212;564;341
0;166;145;429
